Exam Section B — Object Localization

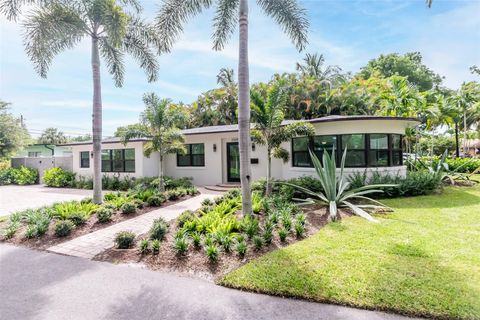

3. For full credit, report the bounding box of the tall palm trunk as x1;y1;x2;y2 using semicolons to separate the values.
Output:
238;0;252;215
463;109;468;157
265;147;272;196
455;122;460;158
91;34;103;204
158;154;165;192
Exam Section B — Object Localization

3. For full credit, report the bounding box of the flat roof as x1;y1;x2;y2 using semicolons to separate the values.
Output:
59;116;420;146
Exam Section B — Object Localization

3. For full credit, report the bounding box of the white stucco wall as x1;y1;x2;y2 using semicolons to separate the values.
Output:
69;141;153;178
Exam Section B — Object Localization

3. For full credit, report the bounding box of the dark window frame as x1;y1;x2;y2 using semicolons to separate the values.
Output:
80;151;90;168
368;133;390;167
177;143;205;167
101;148;135;173
291;133;403;168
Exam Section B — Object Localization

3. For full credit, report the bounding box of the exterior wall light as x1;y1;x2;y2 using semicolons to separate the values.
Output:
213;144;217;152
252;143;256;152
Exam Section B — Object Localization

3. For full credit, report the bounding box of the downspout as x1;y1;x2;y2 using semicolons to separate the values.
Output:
44;144;55;156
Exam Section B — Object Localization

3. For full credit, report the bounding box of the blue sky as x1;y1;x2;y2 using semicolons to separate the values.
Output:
0;0;479;137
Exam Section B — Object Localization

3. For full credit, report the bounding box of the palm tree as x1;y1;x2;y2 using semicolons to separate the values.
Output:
296;53;345;84
2;0;160;204
378;76;425;117
38;127;67;145
155;0;309;215
452;82;480;156
216;68;238;124
250;83;314;195
120;93;186;192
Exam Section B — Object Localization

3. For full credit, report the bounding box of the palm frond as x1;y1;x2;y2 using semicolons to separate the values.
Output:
99;38;125;87
256;0;309;51
212;0;239;51
155;0;212;53
22;3;87;78
271;146;289;162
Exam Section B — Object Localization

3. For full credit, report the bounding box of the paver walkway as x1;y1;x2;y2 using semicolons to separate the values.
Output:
47;188;221;259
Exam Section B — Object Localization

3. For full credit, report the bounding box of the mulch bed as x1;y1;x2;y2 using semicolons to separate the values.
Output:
94;205;351;282
0;195;194;250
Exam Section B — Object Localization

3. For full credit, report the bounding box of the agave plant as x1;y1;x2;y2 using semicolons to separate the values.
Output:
285;149;397;222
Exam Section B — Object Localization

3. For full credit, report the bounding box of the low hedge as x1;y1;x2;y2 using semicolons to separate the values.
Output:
0;166;38;185
422;157;480;173
43;167;76;187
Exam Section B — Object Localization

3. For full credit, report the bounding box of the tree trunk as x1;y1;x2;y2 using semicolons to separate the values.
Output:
455;122;460;158
158;154;165;192
91;35;103;204
265;148;272;196
238;0;252;215
463;110;468;157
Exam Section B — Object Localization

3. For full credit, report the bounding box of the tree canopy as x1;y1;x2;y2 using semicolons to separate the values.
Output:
38;127;67;145
0;100;30;159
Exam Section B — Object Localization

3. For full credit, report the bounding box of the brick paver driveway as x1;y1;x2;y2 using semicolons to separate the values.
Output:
0;185;93;216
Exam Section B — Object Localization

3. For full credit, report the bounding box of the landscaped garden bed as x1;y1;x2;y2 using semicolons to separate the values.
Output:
0;177;198;250
94;188;351;281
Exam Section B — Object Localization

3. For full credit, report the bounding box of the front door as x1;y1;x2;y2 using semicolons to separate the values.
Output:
227;142;240;182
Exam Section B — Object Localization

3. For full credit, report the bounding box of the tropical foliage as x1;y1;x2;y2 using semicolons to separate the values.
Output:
0;100;30;159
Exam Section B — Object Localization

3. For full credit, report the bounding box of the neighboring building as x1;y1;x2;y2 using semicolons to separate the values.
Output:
14;144;72;158
61;116;419;186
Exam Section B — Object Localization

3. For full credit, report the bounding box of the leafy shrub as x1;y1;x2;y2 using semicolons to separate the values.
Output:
115;231;136;249
165;176;194;190
121;202;137;215
225;188;241;199
10;167;38;185
201;198;214;207
149;218;169;240
96;207;114;223
0;168;14;185
53;201;98;221
43;167;75;187
205;243;219;263
147;194;166;207
132;199;144;209
165;190;180;201
131;189;155;202
74;175;93;189
253;235;263;250
69;212;89;226
3;222;19;239
193;198;241;234
279;228;288;242
151;239;160;254
177;210;196;228
221;234;233;252
139;239;150;254
191;231;202;248
263;228;273;245
54;220;75;237
104;193;130;209
174;236;189;255
241;215;259;239
24;226;35;238
281;212;292;231
203;234;215;247
236;240;247;257
252;192;263;214
296;213;306;226
295;222;305;238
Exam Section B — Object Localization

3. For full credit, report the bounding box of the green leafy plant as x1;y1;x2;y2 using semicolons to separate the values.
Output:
43;167;75;187
139;239;150;254
115;231;136;249
120;202;137;215
263;228;273;245
281;212;292;231
96;207;114;223
241;215;259;239
24;226;36;238
252;192;264;214
295;222;305;238
53;201;98;221
191;231;202;248
11;166;38;185
149;218;169;241
287;149;396;222
68;212;89;226
296;213;306;226
151;239;160;254
3;221;20;239
253;235;264;250
132;199;144;209
221;234;233;252
205;243;219;263
279;228;288;242
177;210;196;228
174;235;189;255
54;220;75;237
147;194;166;207
201;198;214;207
236;240;247;257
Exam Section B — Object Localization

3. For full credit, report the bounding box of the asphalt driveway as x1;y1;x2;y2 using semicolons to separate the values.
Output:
0;244;415;320
0;185;93;216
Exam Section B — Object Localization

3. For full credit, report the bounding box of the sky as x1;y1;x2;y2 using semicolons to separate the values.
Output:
0;0;479;138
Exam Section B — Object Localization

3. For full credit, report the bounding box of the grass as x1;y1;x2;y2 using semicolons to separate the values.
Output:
220;184;480;320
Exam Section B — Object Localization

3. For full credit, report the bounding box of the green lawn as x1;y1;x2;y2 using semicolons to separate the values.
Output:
221;184;480;320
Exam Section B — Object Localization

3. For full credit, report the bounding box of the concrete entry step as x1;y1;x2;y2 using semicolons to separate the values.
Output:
204;184;240;192
216;183;241;189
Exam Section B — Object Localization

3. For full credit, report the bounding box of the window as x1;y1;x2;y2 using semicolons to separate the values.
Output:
292;133;403;168
368;134;389;166
292;137;311;167
341;134;366;167
28;152;41;157
177;144;205;167
101;149;135;172
80;151;90;168
391;134;403;166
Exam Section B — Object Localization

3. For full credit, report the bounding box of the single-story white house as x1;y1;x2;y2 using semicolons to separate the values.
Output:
59;116;419;186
